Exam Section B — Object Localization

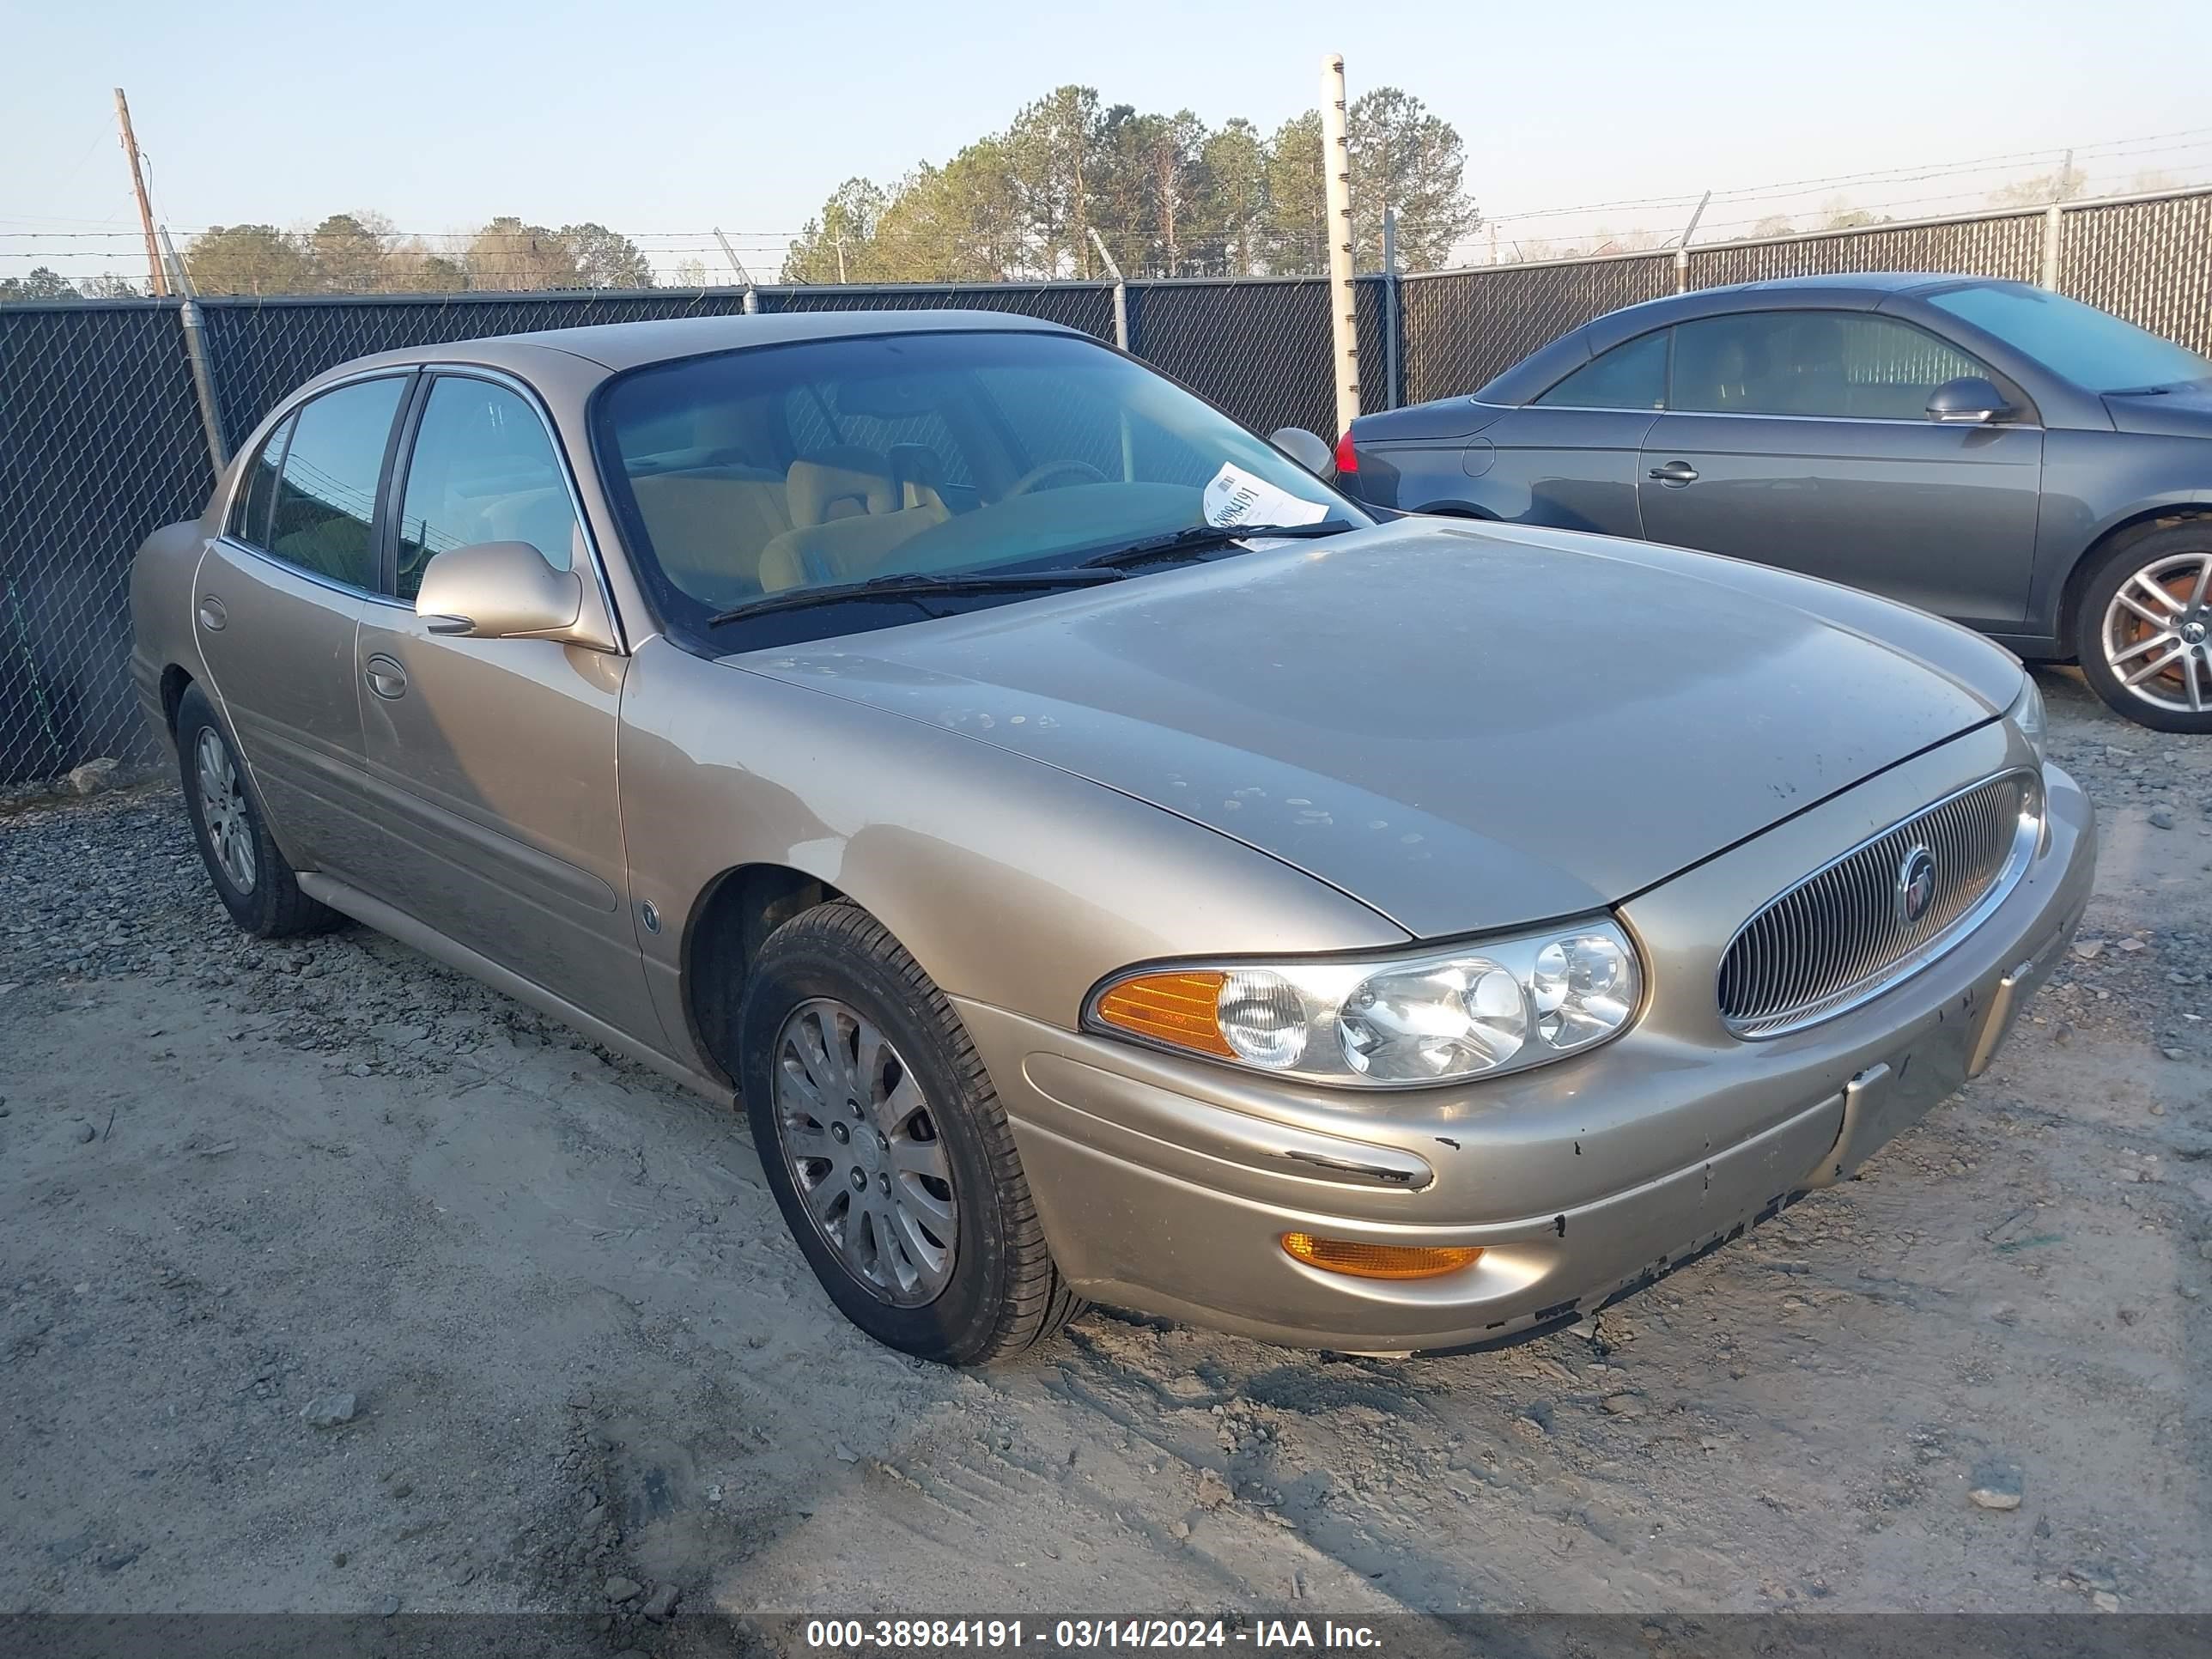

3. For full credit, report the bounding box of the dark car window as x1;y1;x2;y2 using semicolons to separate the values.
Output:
1671;312;1993;421
264;377;408;589
1927;283;2212;392
395;377;580;602
1535;331;1668;410
228;413;295;548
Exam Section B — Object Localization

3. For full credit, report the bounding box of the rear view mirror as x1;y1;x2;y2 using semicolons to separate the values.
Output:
1925;376;2018;424
1268;427;1337;477
415;540;609;647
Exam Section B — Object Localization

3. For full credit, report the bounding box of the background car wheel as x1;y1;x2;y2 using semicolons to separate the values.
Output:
737;900;1085;1364
2076;524;2212;732
174;684;339;939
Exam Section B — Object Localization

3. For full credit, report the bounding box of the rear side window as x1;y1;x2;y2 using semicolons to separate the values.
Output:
264;377;408;589
228;414;295;547
1670;312;1992;420
1536;331;1668;410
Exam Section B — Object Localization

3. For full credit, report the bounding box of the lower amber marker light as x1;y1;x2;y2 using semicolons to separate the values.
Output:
1280;1234;1483;1280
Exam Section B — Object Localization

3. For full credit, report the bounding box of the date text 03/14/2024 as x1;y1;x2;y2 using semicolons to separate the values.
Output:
803;1620;1384;1650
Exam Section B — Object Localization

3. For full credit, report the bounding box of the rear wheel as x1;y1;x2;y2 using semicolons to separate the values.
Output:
737;901;1084;1364
174;684;338;938
2076;524;2212;732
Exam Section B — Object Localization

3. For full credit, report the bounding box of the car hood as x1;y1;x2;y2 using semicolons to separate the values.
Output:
732;520;2016;938
2103;385;2212;438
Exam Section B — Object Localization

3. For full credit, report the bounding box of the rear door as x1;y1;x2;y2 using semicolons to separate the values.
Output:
192;374;410;874
349;371;656;1042
1636;310;2044;628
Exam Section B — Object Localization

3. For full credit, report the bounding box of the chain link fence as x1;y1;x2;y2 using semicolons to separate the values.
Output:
4;185;2210;784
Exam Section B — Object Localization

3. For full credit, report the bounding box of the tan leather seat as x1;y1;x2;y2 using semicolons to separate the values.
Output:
628;467;793;603
757;501;950;592
787;446;897;526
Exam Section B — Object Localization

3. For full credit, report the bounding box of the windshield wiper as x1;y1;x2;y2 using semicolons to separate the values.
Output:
706;567;1124;628
1078;520;1352;571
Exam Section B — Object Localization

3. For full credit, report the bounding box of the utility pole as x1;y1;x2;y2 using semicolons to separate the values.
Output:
1320;52;1360;436
113;88;169;298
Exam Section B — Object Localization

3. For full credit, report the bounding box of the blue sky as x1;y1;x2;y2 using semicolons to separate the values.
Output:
8;0;2209;283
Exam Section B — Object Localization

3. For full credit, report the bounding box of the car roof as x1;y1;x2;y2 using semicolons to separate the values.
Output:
1476;272;2025;404
312;306;1083;382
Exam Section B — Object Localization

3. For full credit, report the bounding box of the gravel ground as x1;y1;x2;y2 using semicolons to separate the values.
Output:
1;665;2207;1630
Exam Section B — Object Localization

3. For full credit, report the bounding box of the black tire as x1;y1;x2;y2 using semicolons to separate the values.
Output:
2074;523;2212;732
737;901;1085;1364
174;684;339;939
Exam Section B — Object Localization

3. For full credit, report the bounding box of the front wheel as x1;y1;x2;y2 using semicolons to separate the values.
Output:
2075;524;2212;732
736;902;1084;1364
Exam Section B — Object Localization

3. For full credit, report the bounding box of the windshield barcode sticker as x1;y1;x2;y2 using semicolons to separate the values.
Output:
1201;464;1329;530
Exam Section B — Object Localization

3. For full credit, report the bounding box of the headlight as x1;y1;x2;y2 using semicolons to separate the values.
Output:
1086;919;1643;1089
2007;674;2047;767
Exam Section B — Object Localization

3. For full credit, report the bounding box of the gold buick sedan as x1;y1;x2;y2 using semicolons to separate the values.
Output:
131;313;2094;1363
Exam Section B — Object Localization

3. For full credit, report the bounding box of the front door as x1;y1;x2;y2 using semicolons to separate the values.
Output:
349;373;653;1042
192;374;411;874
1636;309;2045;629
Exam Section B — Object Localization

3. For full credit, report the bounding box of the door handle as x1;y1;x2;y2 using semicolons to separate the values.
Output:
1648;461;1699;485
196;596;227;632
363;654;408;700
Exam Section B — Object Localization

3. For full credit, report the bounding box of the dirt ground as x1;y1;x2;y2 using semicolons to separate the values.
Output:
2;665;2208;1629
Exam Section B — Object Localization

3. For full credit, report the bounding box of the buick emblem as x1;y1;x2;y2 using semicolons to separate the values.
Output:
1896;845;1937;927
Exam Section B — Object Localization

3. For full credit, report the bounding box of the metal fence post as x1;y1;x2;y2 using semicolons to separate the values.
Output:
1321;52;1361;434
158;225;228;476
1382;207;1402;410
2040;203;2063;289
1086;228;1129;351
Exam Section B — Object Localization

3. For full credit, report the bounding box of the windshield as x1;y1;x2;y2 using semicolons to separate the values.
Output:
592;329;1368;647
1926;283;2212;392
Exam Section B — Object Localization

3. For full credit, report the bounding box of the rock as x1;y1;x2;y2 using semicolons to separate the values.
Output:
2072;939;2105;961
834;1443;860;1464
301;1391;358;1428
72;1122;96;1144
1969;1486;2022;1510
65;758;120;796
1967;1462;2025;1510
347;1063;373;1079
380;1596;402;1618
1601;1391;1649;1418
1169;1518;1192;1540
2150;1101;2166;1115
2052;1023;2073;1045
95;1543;140;1572
2197;1239;2212;1260
332;1552;349;1567
2117;937;2148;952
2149;809;2176;830
2164;1048;2187;1061
2094;1592;2121;1613
641;1582;680;1622
604;1576;641;1603
1195;1468;1235;1510
567;1388;595;1409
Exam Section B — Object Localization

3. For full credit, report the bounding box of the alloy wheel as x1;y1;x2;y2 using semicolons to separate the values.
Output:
2102;552;2212;715
770;997;957;1306
195;728;258;895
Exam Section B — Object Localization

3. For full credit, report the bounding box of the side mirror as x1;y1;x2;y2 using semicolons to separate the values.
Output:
416;540;597;643
1267;427;1338;478
1925;376;2017;424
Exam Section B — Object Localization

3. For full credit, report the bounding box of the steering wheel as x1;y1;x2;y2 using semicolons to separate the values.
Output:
1004;459;1107;498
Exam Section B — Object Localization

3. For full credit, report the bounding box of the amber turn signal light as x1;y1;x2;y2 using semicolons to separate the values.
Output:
1092;969;1236;1058
1280;1233;1483;1280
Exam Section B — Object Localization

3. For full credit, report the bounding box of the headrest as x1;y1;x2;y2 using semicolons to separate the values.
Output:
787;446;896;526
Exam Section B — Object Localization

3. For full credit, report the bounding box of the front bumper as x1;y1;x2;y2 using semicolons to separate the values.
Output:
960;729;2094;1352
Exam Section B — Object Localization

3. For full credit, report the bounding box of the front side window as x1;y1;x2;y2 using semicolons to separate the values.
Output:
1535;331;1668;410
264;377;408;589
228;413;295;547
1926;283;2212;392
1671;312;1994;420
396;377;580;602
594;330;1370;646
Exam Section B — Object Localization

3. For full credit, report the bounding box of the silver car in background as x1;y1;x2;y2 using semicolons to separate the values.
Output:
130;313;2095;1363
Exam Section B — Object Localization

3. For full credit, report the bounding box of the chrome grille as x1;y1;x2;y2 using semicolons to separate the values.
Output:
1718;772;2040;1037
